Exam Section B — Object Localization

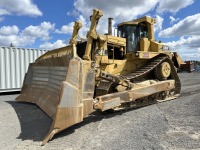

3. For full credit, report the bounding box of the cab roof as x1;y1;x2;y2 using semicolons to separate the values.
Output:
117;16;156;27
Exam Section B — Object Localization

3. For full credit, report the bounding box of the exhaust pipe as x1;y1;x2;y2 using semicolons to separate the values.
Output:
108;18;113;35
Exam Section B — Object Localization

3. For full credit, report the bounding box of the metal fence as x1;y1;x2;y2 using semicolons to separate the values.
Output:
0;46;47;92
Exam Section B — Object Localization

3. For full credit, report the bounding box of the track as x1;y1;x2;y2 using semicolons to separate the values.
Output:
121;55;181;95
96;55;181;110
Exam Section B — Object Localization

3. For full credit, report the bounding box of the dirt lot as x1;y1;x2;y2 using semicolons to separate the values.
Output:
0;73;200;150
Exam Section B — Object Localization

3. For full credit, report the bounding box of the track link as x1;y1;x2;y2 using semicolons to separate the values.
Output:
121;55;167;80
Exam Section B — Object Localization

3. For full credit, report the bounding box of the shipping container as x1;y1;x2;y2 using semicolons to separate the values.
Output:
0;46;47;93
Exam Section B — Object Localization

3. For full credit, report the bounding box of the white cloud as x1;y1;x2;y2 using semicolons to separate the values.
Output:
39;40;67;50
67;10;80;17
0;34;35;47
169;16;179;25
197;48;200;53
159;13;200;61
0;0;42;17
155;15;164;31
58;0;160;40
0;25;19;36
181;53;200;60
56;15;89;38
159;13;200;37
167;36;200;49
0;9;10;15
73;0;159;24
157;0;194;13
0;25;31;46
22;22;55;41
165;36;200;60
0;22;55;47
55;22;74;35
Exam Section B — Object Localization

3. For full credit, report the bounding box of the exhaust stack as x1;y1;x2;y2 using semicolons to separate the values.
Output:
108;18;113;35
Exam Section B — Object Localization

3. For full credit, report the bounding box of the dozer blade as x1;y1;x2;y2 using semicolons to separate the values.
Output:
16;45;95;145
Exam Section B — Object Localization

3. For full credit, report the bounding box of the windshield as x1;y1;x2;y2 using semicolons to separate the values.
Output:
118;25;137;53
118;25;148;53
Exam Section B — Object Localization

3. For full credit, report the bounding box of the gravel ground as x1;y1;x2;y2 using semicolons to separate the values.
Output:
0;73;200;150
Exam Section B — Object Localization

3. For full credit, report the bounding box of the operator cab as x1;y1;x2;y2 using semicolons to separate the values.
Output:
117;24;148;53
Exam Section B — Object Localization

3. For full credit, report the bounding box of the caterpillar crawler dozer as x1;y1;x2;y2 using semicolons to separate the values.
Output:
16;9;181;145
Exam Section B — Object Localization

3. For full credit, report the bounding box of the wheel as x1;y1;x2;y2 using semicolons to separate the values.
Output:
155;61;171;80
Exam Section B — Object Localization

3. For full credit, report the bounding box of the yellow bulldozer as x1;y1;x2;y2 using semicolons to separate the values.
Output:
16;9;183;145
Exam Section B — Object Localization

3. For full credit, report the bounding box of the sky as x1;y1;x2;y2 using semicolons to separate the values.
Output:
0;0;200;60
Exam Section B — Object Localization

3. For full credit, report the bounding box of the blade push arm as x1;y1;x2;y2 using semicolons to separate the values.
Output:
69;21;83;45
83;9;103;60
